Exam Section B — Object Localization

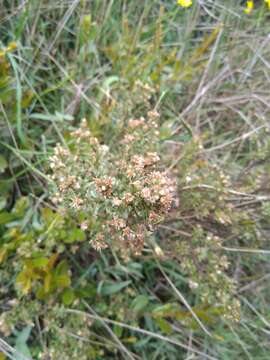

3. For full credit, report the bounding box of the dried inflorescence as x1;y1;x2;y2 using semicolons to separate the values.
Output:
49;114;176;259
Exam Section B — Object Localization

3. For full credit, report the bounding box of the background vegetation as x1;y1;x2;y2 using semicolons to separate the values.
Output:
0;0;270;359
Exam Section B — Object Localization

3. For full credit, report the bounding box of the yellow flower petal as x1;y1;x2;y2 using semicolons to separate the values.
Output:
177;0;192;8
244;0;254;14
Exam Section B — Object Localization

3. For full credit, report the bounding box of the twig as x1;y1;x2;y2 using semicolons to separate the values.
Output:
222;247;270;255
202;125;266;152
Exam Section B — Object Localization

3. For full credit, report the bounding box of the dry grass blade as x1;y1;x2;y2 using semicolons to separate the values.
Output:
66;308;218;360
157;262;212;338
82;302;137;360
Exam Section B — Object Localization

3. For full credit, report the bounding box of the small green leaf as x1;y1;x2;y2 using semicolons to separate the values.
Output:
54;260;71;289
65;228;85;243
16;271;32;295
29;112;73;122
152;303;178;318
21;90;34;108
44;273;53;293
55;274;71;288
131;295;149;312
0;212;16;225
0;248;8;264
13;197;30;217
36;286;46;300
100;281;131;296
31;257;49;268
154;318;172;335
113;324;123;338
75;284;96;299
0;155;7;173
61;288;75;305
55;259;69;275
0;197;7;210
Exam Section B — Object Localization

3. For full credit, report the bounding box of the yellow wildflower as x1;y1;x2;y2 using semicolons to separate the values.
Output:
0;41;17;58
244;0;254;14
177;0;192;8
7;42;17;51
265;0;270;10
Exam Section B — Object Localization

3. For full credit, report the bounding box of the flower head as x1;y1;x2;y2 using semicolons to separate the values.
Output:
177;0;192;8
244;0;254;14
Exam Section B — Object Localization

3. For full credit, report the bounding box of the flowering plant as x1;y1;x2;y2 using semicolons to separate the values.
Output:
49;112;176;259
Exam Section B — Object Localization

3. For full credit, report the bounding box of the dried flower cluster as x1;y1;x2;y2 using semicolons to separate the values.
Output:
49;114;176;259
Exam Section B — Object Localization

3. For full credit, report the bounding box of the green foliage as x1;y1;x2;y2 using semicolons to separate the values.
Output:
16;254;71;299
